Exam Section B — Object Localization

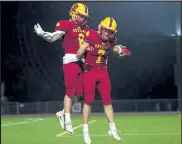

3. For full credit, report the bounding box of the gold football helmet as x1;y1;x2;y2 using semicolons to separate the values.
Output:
70;3;89;26
98;17;117;40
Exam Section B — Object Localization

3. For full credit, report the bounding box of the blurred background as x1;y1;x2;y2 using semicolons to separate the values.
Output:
1;2;182;114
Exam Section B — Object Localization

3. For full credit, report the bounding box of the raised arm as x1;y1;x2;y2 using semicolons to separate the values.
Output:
34;23;65;43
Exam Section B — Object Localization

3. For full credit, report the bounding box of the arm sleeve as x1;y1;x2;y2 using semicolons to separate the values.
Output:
41;30;65;43
40;20;69;43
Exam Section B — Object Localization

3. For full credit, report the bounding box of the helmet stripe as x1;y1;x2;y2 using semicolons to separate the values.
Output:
109;18;113;28
84;5;88;13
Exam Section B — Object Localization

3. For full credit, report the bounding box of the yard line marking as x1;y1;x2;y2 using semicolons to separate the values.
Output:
59;133;181;137
1;118;44;127
56;120;96;137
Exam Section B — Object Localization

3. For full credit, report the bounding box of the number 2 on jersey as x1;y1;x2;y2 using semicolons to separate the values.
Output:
96;49;105;63
78;33;84;48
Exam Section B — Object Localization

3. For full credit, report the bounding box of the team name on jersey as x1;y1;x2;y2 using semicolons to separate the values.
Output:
72;28;90;36
73;28;85;33
95;44;105;49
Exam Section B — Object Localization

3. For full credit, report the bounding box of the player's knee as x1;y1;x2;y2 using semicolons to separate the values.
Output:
75;90;84;98
85;98;94;105
84;92;94;105
102;95;112;105
66;88;75;98
103;100;112;105
84;101;93;105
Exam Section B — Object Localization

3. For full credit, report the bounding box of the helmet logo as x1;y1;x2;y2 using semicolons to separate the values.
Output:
71;4;79;13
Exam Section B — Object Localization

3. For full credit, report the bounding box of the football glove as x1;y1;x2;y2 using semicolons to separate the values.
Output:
118;45;130;57
34;23;44;36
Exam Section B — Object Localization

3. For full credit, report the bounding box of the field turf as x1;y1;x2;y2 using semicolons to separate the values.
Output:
1;114;181;144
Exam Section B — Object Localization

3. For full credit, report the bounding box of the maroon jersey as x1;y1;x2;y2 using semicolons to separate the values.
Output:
85;30;117;67
55;20;90;54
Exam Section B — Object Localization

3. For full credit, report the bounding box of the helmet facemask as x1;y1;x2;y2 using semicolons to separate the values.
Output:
74;13;89;26
99;26;116;41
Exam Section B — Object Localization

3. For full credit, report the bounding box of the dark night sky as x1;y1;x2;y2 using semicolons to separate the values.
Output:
1;2;181;102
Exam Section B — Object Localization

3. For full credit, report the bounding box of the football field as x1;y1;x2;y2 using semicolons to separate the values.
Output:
1;114;181;144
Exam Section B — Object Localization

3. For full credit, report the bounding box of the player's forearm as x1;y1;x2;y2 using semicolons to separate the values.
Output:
76;48;86;59
76;42;89;59
41;31;65;43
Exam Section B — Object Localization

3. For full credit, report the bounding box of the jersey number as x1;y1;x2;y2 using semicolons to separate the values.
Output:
96;49;105;63
78;33;84;48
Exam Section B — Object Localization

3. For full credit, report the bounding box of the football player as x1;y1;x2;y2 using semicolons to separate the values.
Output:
34;3;90;135
76;17;130;144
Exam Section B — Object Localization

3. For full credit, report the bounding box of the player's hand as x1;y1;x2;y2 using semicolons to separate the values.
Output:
119;46;130;57
83;63;91;72
34;23;44;36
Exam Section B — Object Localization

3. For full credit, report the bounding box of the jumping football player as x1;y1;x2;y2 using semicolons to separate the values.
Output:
76;17;130;144
34;3;90;135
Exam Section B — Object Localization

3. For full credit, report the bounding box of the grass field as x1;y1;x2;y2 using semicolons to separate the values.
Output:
1;114;181;144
